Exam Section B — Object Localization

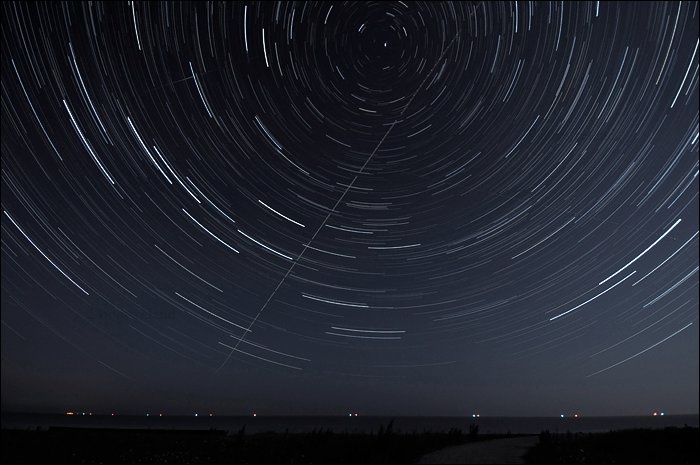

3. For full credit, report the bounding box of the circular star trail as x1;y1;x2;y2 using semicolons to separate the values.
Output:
1;1;698;415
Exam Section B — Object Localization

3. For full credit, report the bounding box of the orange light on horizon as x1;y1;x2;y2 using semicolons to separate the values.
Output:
66;412;75;416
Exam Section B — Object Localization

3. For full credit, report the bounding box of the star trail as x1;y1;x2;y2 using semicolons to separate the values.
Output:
1;1;698;416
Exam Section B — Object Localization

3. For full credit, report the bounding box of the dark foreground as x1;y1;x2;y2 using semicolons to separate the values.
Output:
524;427;699;464
1;425;503;464
2;426;697;464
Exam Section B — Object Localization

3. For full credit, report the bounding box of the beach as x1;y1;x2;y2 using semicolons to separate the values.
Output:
417;436;539;464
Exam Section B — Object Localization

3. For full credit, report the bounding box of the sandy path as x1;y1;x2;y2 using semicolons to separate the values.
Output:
416;435;539;464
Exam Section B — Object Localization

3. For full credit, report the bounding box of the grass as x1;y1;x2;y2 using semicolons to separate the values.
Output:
524;426;699;464
1;422;509;464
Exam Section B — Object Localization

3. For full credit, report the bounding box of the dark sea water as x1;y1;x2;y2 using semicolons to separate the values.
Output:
2;412;698;434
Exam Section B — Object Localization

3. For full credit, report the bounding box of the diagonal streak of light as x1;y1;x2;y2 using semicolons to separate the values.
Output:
217;33;461;372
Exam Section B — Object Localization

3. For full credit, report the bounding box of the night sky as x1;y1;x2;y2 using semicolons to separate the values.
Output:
1;1;698;417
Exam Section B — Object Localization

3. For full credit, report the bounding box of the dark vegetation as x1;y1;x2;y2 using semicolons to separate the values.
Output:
1;421;505;464
525;426;699;464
